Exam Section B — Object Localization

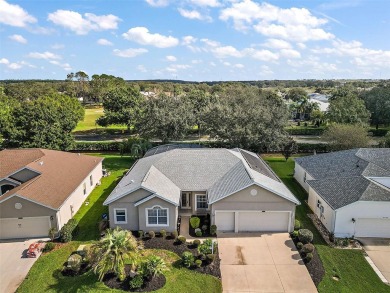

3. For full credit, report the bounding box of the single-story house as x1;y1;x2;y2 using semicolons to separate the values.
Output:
104;146;300;233
294;148;390;238
0;149;103;240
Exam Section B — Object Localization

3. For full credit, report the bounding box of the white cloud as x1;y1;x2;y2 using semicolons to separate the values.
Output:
51;44;65;50
210;62;216;67
145;0;169;7
0;0;36;27
113;48;148;58
97;38;113;46
262;38;291;49
191;59;202;64
8;63;22;70
166;55;177;61
182;35;197;45
243;48;279;61
279;48;301;59
49;60;72;71
212;45;243;58
28;51;61;60
47;10;120;35
201;38;220;47
9;34;27;44
234;63;244;68
220;1;333;42
178;8;211;21
122;27;179;48
0;58;30;70
0;58;9;64
166;64;191;72
189;0;221;7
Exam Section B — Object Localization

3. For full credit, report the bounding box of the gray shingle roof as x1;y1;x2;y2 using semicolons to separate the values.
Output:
104;147;300;206
297;148;390;209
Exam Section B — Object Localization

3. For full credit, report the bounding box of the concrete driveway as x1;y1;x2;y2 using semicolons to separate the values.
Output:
358;238;390;284
0;239;45;293
218;233;317;293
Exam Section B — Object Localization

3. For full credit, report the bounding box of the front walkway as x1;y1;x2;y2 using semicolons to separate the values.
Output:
358;238;390;284
0;238;46;293
218;233;317;293
179;216;197;241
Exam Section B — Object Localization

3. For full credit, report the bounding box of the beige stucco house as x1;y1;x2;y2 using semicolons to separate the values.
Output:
104;145;300;233
294;148;390;238
0;149;103;240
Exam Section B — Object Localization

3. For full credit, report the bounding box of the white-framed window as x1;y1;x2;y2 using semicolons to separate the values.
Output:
146;205;168;226
114;208;127;224
304;172;307;183
196;194;208;209
83;182;87;195
90;175;93;186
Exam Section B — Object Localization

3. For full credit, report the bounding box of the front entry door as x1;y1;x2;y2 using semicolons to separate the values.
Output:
181;192;191;209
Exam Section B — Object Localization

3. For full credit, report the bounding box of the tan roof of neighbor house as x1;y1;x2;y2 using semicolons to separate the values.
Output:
0;149;103;209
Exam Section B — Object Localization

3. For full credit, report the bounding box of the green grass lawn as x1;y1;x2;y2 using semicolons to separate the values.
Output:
263;155;390;293
73;107;127;133
17;153;221;293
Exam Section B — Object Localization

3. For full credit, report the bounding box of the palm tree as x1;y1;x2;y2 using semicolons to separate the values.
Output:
90;227;143;281
140;256;167;279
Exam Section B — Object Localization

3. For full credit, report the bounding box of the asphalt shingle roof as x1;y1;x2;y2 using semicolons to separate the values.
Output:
296;148;390;209
104;147;300;206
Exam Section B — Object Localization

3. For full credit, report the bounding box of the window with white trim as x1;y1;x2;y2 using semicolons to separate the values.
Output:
83;182;87;195
90;175;93;186
303;172;307;183
147;206;168;226
114;209;127;224
196;194;208;209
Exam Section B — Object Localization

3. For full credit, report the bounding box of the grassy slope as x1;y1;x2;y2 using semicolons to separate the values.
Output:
73;108;127;133
263;155;390;293
18;153;221;293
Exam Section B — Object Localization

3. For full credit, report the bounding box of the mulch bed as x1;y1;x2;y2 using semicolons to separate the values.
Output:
142;236;221;278
188;215;212;237
103;265;166;292
291;235;325;286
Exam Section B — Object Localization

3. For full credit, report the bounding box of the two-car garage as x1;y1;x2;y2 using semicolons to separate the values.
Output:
0;217;51;240
355;218;390;238
215;211;291;233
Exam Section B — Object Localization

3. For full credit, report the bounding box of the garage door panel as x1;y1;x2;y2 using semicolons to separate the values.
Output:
215;212;235;232
238;212;289;232
0;217;51;239
355;218;390;238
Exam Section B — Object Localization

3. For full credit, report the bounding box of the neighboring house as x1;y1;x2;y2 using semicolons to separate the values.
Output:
104;146;300;233
294;149;390;238
0;149;103;240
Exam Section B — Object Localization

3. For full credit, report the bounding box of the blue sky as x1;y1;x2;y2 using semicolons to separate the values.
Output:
1;0;389;81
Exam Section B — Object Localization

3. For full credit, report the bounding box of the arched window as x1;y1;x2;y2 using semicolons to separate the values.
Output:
146;205;168;226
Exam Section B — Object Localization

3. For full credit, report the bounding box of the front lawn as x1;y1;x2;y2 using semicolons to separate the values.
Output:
263;155;390;293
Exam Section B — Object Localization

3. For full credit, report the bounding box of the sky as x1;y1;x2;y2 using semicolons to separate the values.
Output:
0;0;390;81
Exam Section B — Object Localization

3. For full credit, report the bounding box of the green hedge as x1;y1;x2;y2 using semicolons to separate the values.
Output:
368;129;388;137
74;141;121;151
60;218;79;243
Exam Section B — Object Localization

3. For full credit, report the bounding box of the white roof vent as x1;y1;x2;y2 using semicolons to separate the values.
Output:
39;161;44;166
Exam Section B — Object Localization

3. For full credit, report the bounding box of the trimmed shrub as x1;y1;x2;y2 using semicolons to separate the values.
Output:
182;251;194;268
177;235;186;244
48;227;57;241
129;274;144;289
171;230;178;239
206;254;216;263
60;219;79;243
294;219;301;230
201;225;208;231
149;231;155;238
296;242;303;250
139;256;167;278
160;229;167;238
195;230;202;237
42;242;55;253
198;253;206;261
298;229;313;244
67;254;82;272
302;243;315;254
195;259;202;268
198;239;215;255
138;230;144;238
210;225;217;236
192;239;201;247
292;230;299;238
190;217;201;229
305;252;313;263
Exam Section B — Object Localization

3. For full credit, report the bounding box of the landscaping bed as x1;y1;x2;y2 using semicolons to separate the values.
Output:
188;215;213;237
142;236;221;279
103;265;166;292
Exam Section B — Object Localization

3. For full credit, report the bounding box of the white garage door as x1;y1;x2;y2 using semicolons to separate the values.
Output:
0;217;51;240
215;212;235;232
355;218;390;238
238;211;289;232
